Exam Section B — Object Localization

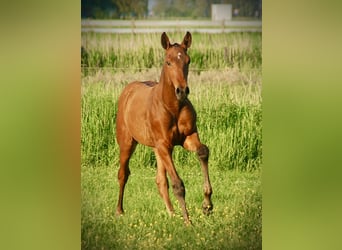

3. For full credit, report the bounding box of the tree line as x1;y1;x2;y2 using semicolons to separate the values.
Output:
81;0;261;19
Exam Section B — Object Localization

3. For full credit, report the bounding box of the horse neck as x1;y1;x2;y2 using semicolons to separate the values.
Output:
157;67;180;113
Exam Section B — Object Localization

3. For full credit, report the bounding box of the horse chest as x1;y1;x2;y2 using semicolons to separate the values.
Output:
166;119;183;145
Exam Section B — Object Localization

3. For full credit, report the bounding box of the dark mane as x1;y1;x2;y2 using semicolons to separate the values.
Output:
141;81;158;87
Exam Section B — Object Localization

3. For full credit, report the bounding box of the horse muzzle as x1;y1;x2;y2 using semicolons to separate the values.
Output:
175;86;189;101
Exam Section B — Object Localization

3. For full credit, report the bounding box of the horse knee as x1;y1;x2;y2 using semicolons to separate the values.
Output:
172;180;185;198
197;144;209;161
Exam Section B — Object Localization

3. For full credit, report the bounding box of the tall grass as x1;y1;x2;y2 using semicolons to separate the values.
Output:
81;70;261;171
81;32;261;73
81;32;262;170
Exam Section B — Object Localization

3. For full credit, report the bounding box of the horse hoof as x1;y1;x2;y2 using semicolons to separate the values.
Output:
184;219;192;226
202;203;213;215
116;209;124;217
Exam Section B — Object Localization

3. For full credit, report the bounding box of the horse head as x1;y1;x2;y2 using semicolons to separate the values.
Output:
161;32;192;102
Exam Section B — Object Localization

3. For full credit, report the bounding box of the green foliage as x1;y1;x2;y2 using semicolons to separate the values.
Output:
81;82;121;166
81;0;261;19
115;0;148;19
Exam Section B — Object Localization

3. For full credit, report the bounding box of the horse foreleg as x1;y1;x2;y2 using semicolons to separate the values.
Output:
183;133;213;215
197;143;213;215
154;148;175;216
155;144;190;224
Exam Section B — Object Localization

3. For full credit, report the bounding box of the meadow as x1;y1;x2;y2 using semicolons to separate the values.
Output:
81;31;262;249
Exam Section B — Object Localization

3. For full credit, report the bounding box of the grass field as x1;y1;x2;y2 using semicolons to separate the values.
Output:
82;32;261;72
81;32;262;249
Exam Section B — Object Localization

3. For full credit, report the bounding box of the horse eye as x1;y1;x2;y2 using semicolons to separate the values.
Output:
166;61;171;66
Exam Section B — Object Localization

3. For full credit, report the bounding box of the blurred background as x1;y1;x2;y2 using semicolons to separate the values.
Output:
82;0;262;20
81;0;262;34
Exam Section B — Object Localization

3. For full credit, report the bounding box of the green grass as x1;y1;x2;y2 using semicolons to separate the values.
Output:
81;32;262;249
81;32;261;73
81;72;261;170
82;165;261;249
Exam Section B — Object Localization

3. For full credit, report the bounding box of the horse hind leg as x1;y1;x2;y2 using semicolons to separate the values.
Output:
116;139;137;216
183;132;213;215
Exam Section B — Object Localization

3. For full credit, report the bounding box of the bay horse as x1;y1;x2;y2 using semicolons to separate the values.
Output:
115;31;213;224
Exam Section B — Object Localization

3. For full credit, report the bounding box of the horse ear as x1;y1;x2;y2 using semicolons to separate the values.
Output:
161;32;170;50
181;31;192;49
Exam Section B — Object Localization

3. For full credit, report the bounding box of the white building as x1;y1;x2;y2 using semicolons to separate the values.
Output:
211;4;232;21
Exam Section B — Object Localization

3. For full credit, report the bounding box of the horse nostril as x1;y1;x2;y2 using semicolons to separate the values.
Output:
176;87;181;94
185;86;189;95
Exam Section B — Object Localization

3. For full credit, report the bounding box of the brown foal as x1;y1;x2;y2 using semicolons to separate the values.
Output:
115;32;213;224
